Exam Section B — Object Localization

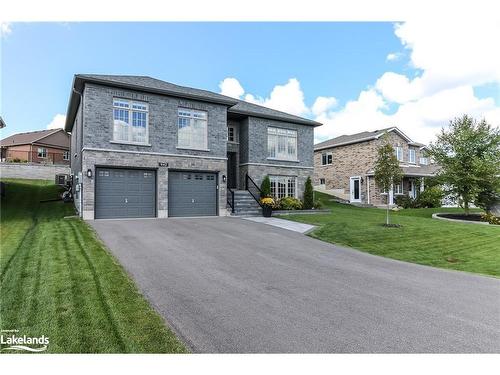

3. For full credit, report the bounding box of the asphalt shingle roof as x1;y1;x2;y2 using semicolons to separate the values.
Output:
0;129;62;147
314;127;396;150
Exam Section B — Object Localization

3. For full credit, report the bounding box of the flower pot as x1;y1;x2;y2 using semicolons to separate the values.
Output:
262;206;272;217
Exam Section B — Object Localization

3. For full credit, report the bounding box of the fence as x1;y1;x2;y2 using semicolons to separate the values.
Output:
1;149;70;165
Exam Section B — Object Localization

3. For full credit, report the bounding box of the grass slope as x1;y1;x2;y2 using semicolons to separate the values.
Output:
0;179;187;353
282;192;500;277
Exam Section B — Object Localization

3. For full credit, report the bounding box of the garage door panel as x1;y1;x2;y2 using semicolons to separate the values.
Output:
168;171;217;217
95;168;156;219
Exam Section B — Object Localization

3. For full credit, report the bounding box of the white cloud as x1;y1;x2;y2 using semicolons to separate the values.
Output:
47;114;66;130
375;72;423;104
243;78;309;116
311;96;338;116
219;77;244;99
1;22;12;37
386;52;401;61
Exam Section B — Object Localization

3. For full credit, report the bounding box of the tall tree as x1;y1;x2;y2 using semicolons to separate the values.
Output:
303;176;314;209
427;115;500;215
374;136;403;225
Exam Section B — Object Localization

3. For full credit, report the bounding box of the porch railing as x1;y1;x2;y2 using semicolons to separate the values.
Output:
227;186;235;213
245;174;264;208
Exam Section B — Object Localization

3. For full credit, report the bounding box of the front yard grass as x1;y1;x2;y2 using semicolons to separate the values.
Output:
0;179;187;353
281;192;500;277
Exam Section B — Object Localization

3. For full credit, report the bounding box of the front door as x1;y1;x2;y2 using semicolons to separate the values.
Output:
227;152;237;189
350;177;361;202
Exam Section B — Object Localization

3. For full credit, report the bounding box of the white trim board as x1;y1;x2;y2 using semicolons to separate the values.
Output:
239;162;313;170
82;147;228;161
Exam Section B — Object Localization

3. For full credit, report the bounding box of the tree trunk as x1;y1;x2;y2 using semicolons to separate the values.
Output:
464;200;469;216
386;200;390;225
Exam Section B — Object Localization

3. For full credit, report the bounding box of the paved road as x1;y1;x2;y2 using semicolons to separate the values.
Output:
90;217;500;353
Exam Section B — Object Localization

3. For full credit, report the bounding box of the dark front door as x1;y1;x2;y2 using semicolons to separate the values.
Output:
227;152;237;189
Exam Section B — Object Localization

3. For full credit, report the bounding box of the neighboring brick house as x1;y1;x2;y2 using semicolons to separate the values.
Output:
0;129;70;164
65;74;321;219
314;127;439;206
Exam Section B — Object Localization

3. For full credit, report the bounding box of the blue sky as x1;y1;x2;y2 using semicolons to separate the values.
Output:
1;22;499;142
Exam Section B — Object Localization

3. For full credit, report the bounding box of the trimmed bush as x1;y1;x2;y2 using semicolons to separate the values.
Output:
260;175;271;198
275;197;303;210
416;186;444;208
303;176;314;209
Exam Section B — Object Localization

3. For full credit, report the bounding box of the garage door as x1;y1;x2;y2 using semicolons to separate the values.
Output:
95;167;156;219
168;171;217;217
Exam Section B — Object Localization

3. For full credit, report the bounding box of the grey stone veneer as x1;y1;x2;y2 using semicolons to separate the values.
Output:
81;149;227;219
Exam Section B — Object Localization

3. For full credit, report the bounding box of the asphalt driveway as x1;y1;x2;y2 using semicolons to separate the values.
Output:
90;217;500;353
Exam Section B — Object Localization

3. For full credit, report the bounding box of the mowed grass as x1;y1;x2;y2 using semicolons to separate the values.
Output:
0;179;187;353
281;192;500;277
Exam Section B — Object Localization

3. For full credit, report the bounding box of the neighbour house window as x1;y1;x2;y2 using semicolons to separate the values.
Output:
63;151;70;161
394;182;403;195
395;146;403;161
37;147;47;158
227;126;236;142
177;108;208;150
270;176;297;199
268;127;297;160
321;152;333;165
320;178;326;185
113;99;149;144
419;157;428;165
408;149;416;164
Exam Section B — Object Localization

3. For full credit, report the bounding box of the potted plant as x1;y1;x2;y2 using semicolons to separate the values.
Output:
260;197;274;217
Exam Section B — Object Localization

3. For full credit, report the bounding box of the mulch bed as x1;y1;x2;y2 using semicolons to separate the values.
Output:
436;213;483;222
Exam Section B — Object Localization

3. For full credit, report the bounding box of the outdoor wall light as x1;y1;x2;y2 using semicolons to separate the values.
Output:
222;175;227;183
86;169;93;178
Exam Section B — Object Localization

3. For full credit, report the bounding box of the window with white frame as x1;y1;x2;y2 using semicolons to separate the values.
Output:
408;148;416;164
227;126;236;142
395;146;403;161
394;182;403;195
270;176;297;198
321;152;332;165
37;147;47;158
419;157;428;165
63;151;70;161
268;127;297;160
178;108;208;149
113;99;148;144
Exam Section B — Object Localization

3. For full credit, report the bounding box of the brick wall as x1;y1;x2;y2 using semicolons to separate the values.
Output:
0;163;70;180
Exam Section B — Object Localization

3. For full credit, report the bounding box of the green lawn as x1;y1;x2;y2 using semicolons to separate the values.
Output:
0;179;187;353
281;192;500;277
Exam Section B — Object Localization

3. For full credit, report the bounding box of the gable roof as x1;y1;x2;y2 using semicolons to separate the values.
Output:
314;127;422;151
65;74;321;131
0;117;5;129
0;129;67;147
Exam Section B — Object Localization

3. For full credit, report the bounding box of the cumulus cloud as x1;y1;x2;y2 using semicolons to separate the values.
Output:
219;77;244;99
1;22;12;37
311;97;338;116
386;52;402;61
47;114;66;130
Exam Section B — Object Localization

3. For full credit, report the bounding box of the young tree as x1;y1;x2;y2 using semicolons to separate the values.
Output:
260;175;271;198
303;176;314;209
374;136;403;225
427;115;500;215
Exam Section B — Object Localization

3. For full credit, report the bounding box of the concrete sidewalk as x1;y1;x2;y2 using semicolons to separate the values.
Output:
242;216;316;233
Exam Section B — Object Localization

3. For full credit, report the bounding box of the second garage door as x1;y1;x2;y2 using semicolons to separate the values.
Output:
168;171;217;217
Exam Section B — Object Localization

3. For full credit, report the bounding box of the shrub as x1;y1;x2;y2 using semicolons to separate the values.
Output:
481;212;500;225
260;175;271;198
395;195;416;209
275;197;303;210
260;197;274;208
313;200;323;209
303;176;314;209
416;186;444;208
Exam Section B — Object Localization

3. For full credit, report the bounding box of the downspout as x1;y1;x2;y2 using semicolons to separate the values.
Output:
72;86;84;217
366;176;370;205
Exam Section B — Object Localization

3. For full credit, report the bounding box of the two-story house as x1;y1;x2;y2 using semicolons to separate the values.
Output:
65;74;321;219
313;127;438;206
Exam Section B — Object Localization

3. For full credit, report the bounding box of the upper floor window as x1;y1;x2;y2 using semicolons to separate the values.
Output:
268;127;297;161
408;148;416;164
178;108;208;150
419;157;428;165
37;147;47;158
113;99;148;144
227;126;236;142
395;146;403;161
63;151;70;161
321;152;332;165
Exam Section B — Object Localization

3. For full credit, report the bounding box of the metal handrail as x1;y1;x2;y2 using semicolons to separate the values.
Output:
245;174;264;208
227;186;235;213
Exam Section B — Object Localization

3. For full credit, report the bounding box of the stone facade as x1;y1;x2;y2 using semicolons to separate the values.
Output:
314;130;428;206
0;163;70;180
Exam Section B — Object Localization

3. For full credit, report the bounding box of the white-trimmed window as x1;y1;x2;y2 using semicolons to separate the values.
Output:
37;147;47;158
408;148;416;164
268;127;297;161
395;146;403;161
321;152;332;165
178;108;208;150
63;151;70;161
227;126;236;142
113;98;149;144
419;157;428;165
394;182;403;195
270;176;297;198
